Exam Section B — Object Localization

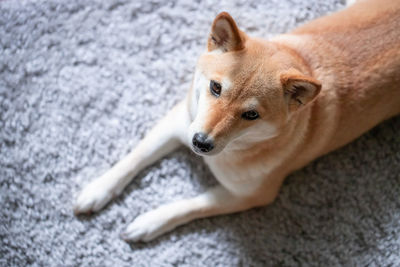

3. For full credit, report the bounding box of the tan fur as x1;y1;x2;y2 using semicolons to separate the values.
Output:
192;1;400;203
274;0;400;166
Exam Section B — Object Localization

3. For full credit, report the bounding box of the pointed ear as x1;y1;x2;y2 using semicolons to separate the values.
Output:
208;12;245;52
280;70;321;112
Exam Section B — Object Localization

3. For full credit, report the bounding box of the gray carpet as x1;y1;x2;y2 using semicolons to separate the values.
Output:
1;0;400;266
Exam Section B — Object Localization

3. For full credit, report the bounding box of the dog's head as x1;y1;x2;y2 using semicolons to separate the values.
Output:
188;12;321;156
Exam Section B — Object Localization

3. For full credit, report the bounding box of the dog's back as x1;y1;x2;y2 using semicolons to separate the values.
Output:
294;0;400;103
272;0;400;170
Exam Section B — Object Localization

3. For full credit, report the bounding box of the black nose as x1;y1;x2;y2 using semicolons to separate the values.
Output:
192;133;214;153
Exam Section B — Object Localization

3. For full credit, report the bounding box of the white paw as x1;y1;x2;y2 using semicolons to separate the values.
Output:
74;178;114;214
120;206;178;242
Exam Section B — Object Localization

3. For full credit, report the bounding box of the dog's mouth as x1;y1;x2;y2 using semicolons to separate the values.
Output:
191;145;212;156
191;143;223;157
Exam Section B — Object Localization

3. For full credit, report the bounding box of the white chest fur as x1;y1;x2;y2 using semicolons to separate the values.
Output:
203;119;306;197
204;153;275;197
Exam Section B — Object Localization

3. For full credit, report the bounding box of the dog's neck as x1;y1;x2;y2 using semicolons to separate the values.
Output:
271;34;337;90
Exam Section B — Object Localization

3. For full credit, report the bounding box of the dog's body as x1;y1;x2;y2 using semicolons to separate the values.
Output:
74;0;400;242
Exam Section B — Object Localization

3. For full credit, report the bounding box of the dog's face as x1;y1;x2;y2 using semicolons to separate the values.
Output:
188;12;321;156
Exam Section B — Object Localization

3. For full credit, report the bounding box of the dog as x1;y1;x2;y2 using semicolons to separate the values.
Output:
74;0;400;242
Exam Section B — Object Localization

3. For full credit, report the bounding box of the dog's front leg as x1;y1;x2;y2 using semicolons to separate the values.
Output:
121;185;266;242
74;100;190;214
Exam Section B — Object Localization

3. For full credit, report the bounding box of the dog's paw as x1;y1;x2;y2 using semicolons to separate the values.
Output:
74;179;114;215
120;206;177;242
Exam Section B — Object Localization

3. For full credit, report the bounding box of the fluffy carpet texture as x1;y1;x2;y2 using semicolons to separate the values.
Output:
1;0;399;266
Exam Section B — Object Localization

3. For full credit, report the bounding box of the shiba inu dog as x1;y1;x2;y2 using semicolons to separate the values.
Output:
74;0;400;242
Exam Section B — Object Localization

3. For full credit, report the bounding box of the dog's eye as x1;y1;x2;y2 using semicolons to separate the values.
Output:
242;110;259;120
210;80;222;97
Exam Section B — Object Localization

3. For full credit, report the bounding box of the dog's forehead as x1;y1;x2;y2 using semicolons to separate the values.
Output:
196;40;283;106
201;46;279;83
202;50;261;70
199;53;269;90
242;97;260;109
